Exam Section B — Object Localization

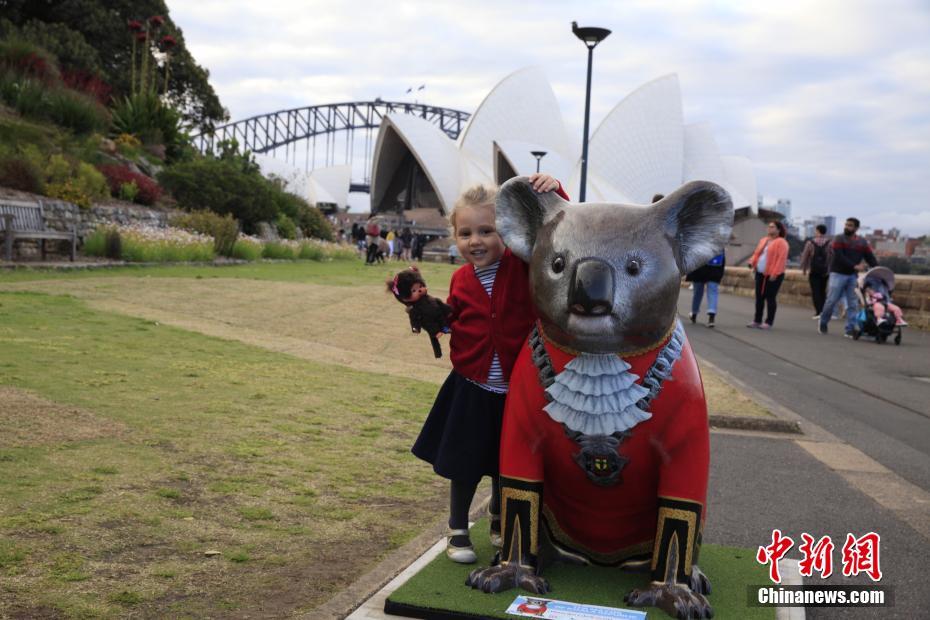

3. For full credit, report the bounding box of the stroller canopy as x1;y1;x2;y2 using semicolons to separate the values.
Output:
861;266;895;294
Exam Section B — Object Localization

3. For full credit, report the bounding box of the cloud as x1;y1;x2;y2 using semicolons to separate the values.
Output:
165;0;930;234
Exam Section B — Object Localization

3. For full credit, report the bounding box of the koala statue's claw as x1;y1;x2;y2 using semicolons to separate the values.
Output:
625;583;713;619
466;564;547;595
690;565;712;595
518;572;550;594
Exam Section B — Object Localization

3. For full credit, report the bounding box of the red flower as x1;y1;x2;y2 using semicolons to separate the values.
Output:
160;35;177;51
149;15;165;28
128;20;144;32
135;32;148;42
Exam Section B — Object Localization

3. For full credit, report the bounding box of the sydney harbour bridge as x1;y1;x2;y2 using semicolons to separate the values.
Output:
190;101;470;194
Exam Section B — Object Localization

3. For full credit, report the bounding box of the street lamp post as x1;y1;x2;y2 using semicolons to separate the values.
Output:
530;150;547;173
572;21;611;203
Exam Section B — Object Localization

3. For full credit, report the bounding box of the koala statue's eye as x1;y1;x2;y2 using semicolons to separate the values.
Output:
551;255;565;274
626;258;641;276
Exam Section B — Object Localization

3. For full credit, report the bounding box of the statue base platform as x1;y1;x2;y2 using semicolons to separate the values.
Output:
382;518;787;620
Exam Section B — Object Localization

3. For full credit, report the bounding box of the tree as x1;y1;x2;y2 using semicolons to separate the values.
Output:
1;0;227;130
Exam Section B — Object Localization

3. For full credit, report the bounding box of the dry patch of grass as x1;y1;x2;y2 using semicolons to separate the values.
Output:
0;386;129;448
699;360;772;418
1;276;453;385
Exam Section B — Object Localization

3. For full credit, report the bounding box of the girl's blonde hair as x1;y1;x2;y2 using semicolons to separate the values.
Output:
449;184;498;232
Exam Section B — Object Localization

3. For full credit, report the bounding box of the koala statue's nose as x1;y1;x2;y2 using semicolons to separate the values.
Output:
569;259;614;316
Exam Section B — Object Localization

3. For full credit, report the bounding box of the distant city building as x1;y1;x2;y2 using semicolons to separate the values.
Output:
794;215;836;239
757;195;792;221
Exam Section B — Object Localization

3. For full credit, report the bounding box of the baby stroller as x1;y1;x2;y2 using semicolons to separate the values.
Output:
852;266;903;345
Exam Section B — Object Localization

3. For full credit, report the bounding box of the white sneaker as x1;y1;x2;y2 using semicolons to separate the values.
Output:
446;529;477;564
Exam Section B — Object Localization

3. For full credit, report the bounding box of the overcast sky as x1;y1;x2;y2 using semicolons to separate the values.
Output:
166;0;930;235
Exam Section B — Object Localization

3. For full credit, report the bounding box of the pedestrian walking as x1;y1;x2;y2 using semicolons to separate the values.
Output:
818;217;877;337
747;221;789;330
401;227;413;261
799;224;832;319
687;252;725;328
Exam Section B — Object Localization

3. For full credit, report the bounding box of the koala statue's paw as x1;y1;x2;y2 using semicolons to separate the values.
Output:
690;565;712;595
625;583;713;619
466;564;549;595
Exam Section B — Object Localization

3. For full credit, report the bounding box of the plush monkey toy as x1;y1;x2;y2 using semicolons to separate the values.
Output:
388;266;453;358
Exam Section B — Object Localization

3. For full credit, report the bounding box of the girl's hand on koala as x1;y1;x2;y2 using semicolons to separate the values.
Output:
528;173;559;193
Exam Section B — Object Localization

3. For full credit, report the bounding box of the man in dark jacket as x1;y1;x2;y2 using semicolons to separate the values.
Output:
818;218;877;336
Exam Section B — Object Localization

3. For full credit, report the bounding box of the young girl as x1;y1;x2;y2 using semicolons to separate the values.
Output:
411;173;568;563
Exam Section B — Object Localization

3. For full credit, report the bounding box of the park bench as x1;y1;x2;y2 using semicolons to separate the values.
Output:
0;199;76;261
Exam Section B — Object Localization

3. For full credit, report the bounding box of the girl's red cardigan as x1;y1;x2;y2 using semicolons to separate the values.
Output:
446;248;536;384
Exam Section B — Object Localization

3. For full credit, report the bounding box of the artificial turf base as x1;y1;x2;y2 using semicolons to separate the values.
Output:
384;519;776;620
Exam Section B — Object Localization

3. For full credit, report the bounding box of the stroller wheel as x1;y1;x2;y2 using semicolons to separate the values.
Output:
894;332;901;345
852;329;861;340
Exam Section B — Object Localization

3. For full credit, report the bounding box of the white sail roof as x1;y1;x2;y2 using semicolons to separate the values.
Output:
370;113;461;215
586;74;684;204
307;165;351;207
370;68;756;215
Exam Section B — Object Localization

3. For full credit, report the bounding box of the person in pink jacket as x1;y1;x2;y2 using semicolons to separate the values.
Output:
747;221;789;329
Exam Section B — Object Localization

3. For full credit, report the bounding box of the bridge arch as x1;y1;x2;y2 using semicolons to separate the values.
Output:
190;101;471;193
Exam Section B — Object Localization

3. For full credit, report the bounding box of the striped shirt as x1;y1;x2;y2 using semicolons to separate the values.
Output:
471;260;508;394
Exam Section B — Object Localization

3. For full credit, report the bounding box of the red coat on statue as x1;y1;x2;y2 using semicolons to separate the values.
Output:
499;328;710;564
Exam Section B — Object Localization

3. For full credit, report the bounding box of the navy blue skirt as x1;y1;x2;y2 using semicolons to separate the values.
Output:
412;371;506;483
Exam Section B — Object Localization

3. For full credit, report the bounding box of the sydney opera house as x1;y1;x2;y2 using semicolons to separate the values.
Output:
366;68;758;238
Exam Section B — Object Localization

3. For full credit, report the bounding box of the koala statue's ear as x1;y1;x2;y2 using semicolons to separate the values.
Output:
496;176;567;261
657;181;734;274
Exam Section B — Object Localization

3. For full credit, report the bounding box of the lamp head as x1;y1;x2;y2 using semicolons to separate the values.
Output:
572;21;611;49
531;151;548;160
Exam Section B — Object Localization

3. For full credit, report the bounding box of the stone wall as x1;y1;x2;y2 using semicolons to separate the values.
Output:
711;267;930;330
4;197;171;260
41;199;169;239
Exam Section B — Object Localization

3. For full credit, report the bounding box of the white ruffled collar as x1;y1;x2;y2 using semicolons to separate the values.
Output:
543;353;652;435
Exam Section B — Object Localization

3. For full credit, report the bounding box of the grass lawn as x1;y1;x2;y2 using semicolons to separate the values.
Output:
0;258;769;617
0;287;448;618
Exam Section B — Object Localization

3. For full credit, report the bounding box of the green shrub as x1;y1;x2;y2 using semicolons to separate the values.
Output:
83;227;122;258
46;179;91;209
159;157;277;233
74;161;108;200
11;78;47;118
261;241;296;260
0;38;60;83
44;153;71;184
82;227;106;257
297;242;324;261
104;228;122;259
171;210;239;257
295;203;334;241
46;88;108;134
119;235;214;263
119;180;139;202
110;93;187;162
275;214;297;240
231;239;262;261
0;154;44;193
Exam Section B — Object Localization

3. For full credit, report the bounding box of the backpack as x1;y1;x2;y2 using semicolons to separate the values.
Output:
810;241;828;275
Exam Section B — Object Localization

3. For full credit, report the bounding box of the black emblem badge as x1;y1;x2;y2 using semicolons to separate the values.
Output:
565;427;630;486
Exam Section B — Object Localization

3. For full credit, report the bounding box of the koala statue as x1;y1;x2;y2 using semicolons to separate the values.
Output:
466;177;734;620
